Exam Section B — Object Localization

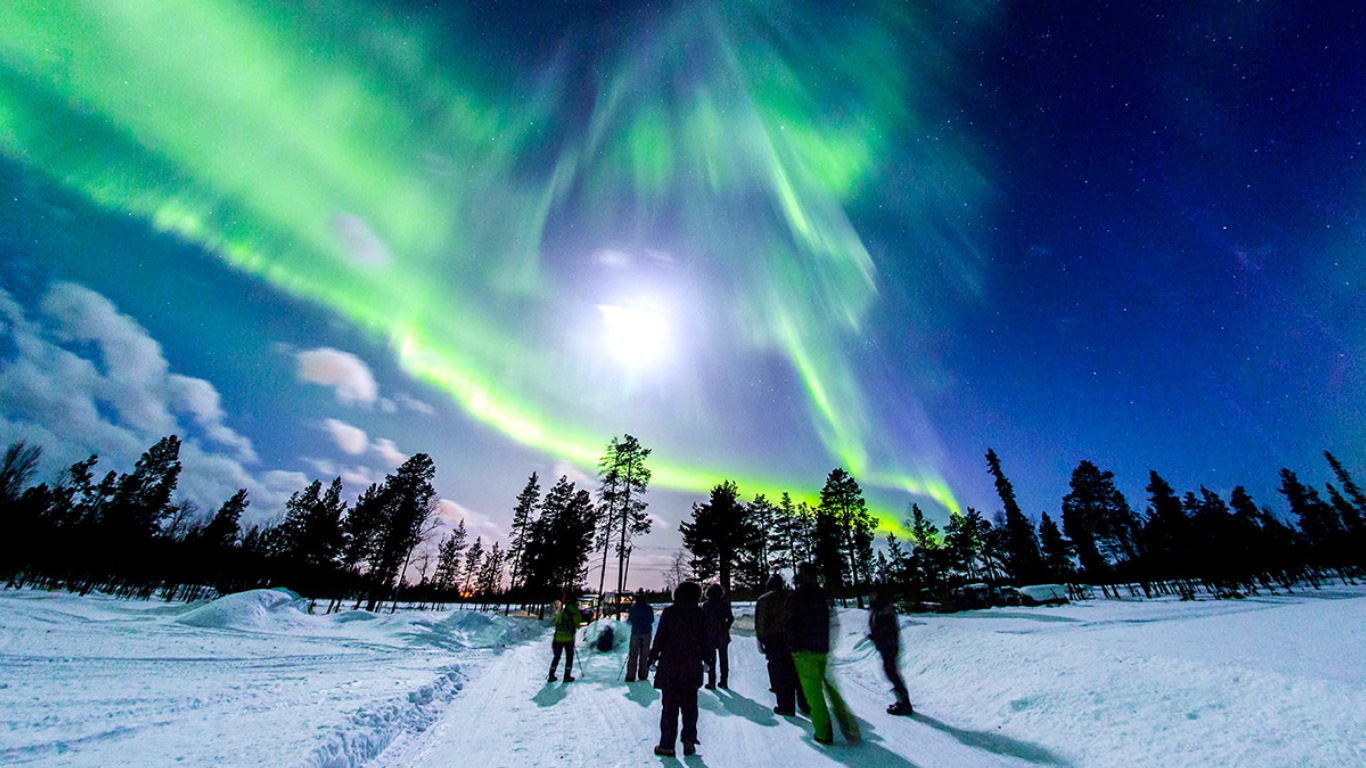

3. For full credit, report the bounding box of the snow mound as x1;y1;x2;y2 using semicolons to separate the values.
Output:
175;588;310;631
434;609;542;649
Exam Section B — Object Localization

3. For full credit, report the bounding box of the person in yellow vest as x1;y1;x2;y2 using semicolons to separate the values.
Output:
548;594;582;683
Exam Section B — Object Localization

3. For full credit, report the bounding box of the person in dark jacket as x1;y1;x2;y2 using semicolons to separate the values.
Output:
701;583;734;689
649;581;709;757
625;590;654;683
755;573;809;715
786;563;859;745
869;588;913;716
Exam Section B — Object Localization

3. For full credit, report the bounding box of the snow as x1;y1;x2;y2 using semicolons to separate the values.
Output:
2;584;1365;767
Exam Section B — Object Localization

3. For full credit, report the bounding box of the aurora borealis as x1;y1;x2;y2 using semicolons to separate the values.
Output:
1;0;1362;580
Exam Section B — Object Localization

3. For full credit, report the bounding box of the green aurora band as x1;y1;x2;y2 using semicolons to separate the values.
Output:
0;0;997;521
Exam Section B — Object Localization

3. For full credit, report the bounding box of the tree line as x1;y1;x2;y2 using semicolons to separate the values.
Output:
0;432;658;613
674;449;1366;606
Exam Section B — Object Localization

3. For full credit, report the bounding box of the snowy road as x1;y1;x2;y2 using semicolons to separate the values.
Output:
381;620;1063;768
5;586;1365;767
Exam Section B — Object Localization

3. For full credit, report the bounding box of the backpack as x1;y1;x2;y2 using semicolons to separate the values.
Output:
556;608;577;635
596;624;615;652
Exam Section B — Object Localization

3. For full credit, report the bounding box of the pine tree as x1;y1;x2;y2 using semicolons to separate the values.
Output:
986;449;1043;583
507;472;540;592
1141;471;1189;581
433;520;467;591
1037;512;1073;581
104;435;182;540
679;480;755;594
1278;468;1344;566
279;478;346;567
743;493;778;588
477;542;505;599
596;435;652;598
1324;451;1366;518
462;537;484;594
366;454;440;610
906;503;940;551
202;489;249;548
1062;460;1138;579
342;483;386;571
816;468;869;596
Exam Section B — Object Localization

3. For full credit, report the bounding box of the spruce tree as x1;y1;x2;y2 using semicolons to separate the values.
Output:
986;449;1043;583
1037;511;1073;581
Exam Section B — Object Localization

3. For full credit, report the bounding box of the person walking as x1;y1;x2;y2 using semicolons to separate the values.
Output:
701;583;734;689
649;581;708;757
624;590;654;683
755;573;808;716
786;563;859;745
869;588;913;716
548;594;581;683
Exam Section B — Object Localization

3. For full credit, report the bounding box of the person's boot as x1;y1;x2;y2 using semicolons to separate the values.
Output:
563;675;575;682
887;701;914;716
653;745;675;757
683;742;697;756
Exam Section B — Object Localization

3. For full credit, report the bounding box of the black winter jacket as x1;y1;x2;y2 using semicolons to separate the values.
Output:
701;597;734;646
785;582;832;654
650;602;708;690
869;603;900;652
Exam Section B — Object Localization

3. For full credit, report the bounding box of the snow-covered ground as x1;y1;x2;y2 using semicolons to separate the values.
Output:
2;584;1364;767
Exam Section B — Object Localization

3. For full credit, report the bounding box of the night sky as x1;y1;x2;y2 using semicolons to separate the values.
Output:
0;0;1361;586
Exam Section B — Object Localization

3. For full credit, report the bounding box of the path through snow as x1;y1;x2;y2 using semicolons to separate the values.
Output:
380;618;1064;768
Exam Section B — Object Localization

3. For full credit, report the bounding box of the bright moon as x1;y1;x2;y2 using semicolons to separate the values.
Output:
598;304;670;367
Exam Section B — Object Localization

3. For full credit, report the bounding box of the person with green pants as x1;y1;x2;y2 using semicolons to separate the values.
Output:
785;563;860;745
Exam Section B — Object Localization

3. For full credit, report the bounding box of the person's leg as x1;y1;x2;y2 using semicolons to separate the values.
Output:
635;635;652;680
764;646;794;711
563;642;575;681
718;642;729;688
792;652;831;742
822;667;860;742
549;640;564;679
681;689;699;749
706;647;717;688
659;690;681;749
783;643;809;713
881;647;911;706
625;635;641;681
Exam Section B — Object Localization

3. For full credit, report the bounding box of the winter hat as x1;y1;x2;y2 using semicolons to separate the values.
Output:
794;563;819;586
705;583;725;600
764;573;785;592
674;581;702;604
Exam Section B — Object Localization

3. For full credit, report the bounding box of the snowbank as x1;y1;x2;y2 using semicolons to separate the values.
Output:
176;588;310;630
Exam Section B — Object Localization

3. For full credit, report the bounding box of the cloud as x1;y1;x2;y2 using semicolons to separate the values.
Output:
296;347;379;406
372;438;407;467
323;417;369;455
395;393;435;415
0;281;290;526
168;374;257;462
332;213;392;267
552;460;596;491
435;498;504;543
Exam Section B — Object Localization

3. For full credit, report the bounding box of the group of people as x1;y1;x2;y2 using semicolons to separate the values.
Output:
548;562;913;757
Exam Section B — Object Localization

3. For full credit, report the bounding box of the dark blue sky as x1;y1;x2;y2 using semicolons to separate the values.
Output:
0;0;1360;584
